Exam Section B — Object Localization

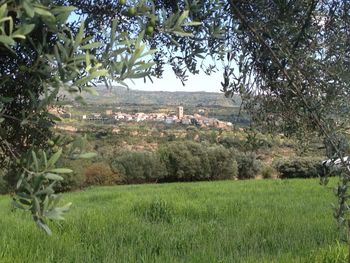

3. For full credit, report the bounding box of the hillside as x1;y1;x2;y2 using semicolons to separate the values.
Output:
66;85;241;107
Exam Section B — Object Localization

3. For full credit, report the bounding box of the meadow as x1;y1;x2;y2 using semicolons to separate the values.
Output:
0;179;347;263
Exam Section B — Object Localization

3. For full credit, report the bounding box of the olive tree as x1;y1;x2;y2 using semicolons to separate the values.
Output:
220;0;350;254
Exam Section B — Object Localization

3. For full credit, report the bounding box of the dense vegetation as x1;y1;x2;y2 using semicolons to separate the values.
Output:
0;179;345;262
0;123;333;195
274;157;325;179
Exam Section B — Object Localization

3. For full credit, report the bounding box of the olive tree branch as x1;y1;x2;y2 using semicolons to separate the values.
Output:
229;1;349;170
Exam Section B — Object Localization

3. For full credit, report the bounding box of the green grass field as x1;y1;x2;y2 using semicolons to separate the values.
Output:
0;179;347;263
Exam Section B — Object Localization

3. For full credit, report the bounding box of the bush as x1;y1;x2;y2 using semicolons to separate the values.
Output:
159;141;239;182
274;157;324;179
159;141;211;182
110;142;239;184
54;159;88;192
84;162;119;186
235;153;262;179
218;136;243;149
244;132;276;152
55;171;86;192
261;165;275;179
111;151;167;183
207;145;238;180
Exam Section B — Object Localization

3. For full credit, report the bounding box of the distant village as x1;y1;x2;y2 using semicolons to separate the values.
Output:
50;106;233;129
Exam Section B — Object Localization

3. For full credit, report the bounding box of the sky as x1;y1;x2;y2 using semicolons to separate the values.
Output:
68;13;226;93
130;67;224;93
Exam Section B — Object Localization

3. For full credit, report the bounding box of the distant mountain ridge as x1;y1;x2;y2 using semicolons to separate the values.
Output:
73;85;241;107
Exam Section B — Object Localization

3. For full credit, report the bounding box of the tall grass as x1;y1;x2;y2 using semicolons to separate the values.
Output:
0;179;345;262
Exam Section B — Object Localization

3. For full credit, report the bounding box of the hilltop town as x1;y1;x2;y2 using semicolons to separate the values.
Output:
51;106;234;130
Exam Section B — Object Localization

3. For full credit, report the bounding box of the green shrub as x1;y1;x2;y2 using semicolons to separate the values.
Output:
54;159;89;192
159;141;239;182
55;171;86;192
185;127;199;141
261;165;275;179
159;141;211;182
84;162;119;186
246;133;276;151
207;145;238;180
200;130;218;144
111;151;167;183
274;157;324;179
218;136;243;149
235;153;262;179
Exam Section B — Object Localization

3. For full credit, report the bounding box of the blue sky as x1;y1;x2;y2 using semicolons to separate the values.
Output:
131;66;224;93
